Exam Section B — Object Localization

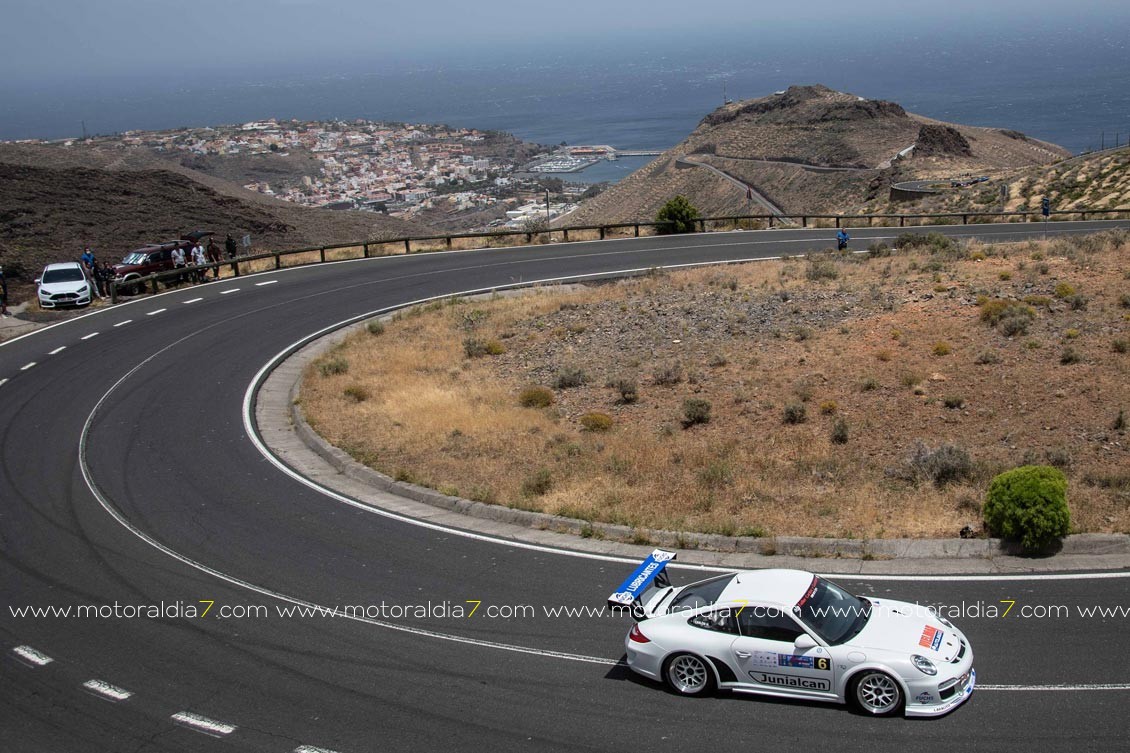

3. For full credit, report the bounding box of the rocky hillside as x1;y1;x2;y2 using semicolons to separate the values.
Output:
566;85;1071;224
0;143;426;287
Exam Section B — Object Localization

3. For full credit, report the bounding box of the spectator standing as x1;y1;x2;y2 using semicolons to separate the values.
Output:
96;260;115;299
171;244;187;284
0;265;9;317
80;246;95;272
225;234;238;260
836;228;850;250
190;242;207;283
206;238;221;279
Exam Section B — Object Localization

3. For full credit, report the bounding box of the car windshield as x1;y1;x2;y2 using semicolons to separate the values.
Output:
121;252;148;264
42;268;86;283
793;576;870;645
668;574;736;613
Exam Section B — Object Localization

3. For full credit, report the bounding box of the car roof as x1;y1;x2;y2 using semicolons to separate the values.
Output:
716;569;816;606
44;261;84;271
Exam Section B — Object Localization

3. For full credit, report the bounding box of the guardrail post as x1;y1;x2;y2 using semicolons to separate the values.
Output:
697;219;705;233
835;217;841;228
634;224;640;237
274;253;281;269
363;242;370;258
233;260;240;277
962;214;968;225
900;216;905;227
404;239;411;254
802;216;807;228
599;226;606;240
1081;212;1087;221
110;280;118;305
769;216;775;228
319;247;326;263
446;236;452;249
151;276;159;295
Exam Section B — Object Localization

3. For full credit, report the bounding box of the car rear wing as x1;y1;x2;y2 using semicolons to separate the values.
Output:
607;549;677;615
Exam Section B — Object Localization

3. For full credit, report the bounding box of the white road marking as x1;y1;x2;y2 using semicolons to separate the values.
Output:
82;679;133;702
0;378;8;387
12;645;53;666
81;332;99;340
48;346;66;355
114;320;132;327
980;684;1130;691
146;308;166;316
183;297;203;304
170;711;237;737
220;288;241;295
295;746;343;753
255;280;278;286
20;362;36;371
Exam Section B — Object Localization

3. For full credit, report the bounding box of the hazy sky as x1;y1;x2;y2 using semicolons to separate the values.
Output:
4;0;1127;86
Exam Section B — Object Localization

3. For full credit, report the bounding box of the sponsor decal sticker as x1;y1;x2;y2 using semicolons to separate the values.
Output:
919;625;944;651
777;654;831;671
916;691;934;704
749;672;831;692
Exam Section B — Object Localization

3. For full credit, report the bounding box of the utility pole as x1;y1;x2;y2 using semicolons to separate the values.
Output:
544;188;551;241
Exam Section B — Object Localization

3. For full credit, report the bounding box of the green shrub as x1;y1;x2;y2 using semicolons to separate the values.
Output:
783;403;807;424
343;385;370;403
553;367;589;389
366;320;385;336
655;195;700;235
1119;293;1130;309
1060;347;1082;365
943;395;965;409
830;417;849;444
1065;294;1088;311
1053;282;1076;298
1113;340;1129;354
819;400;838;415
859;376;880;391
974;350;1001;365
933;341;952;356
682;398;712;427
652;362;683;386
518;386;554;408
610;378;639;404
983;465;1070;553
521;468;554;497
318;357;349;377
580;412;614;432
907;442;972;486
979;299;1035;335
806;258;839;281
463;337;505;357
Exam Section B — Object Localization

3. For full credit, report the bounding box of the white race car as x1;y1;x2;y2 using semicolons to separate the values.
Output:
610;550;975;717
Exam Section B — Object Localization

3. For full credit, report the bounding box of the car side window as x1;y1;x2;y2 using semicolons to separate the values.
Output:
688;609;738;635
737;607;805;642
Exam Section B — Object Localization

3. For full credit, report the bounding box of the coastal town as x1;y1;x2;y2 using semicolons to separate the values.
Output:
105;119;594;230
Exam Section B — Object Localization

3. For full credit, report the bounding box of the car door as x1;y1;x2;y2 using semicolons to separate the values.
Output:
683;608;741;683
729;604;836;698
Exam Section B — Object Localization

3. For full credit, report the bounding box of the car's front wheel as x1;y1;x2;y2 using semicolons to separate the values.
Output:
663;653;714;697
851;670;903;716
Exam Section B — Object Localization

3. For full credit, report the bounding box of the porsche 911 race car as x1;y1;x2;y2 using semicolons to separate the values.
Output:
609;550;975;717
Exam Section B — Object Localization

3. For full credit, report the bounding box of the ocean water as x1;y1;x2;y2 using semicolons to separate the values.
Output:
3;22;1128;180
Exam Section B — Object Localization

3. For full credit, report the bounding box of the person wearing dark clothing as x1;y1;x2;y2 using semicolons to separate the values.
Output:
0;265;9;317
95;261;115;298
836;228;850;250
225;234;238;260
206;238;221;279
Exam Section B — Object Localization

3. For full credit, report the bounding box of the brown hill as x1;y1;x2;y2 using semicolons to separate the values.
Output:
566;85;1071;224
0;143;426;286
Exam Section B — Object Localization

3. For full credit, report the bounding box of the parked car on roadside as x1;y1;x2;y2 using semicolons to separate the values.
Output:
112;232;212;294
36;262;95;309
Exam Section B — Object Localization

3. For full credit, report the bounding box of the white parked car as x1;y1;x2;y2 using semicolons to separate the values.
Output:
37;262;94;309
611;551;975;717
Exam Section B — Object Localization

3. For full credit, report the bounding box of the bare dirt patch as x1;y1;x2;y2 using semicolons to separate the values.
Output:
301;232;1130;540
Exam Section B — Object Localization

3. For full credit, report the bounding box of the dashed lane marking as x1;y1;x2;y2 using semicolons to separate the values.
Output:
255;280;278;286
20;362;36;371
12;645;53;666
48;346;66;355
220;288;240;295
146;308;166;316
81;332;99;340
82;679;133;702
170;711;237;737
114;320;132;327
183;297;203;304
295;746;343;753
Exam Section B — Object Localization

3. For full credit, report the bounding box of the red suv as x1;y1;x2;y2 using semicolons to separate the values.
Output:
113;232;212;294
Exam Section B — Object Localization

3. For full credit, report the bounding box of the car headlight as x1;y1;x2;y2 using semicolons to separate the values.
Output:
911;654;937;675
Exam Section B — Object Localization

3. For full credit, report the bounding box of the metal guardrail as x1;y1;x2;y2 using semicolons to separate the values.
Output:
109;207;1130;303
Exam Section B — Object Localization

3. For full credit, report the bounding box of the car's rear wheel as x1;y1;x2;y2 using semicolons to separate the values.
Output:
852;670;903;716
663;653;714;697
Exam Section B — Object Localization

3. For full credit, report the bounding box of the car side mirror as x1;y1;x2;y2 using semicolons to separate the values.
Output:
794;634;818;650
34;278;41;285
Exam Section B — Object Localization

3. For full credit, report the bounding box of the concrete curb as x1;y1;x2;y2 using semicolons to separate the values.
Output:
255;289;1130;574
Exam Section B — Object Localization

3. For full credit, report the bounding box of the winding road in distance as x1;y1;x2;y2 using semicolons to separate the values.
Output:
2;220;1129;752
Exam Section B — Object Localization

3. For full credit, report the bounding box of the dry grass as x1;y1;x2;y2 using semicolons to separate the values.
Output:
302;234;1130;539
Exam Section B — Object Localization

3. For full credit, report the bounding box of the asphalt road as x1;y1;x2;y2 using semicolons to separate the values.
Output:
2;221;1129;752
